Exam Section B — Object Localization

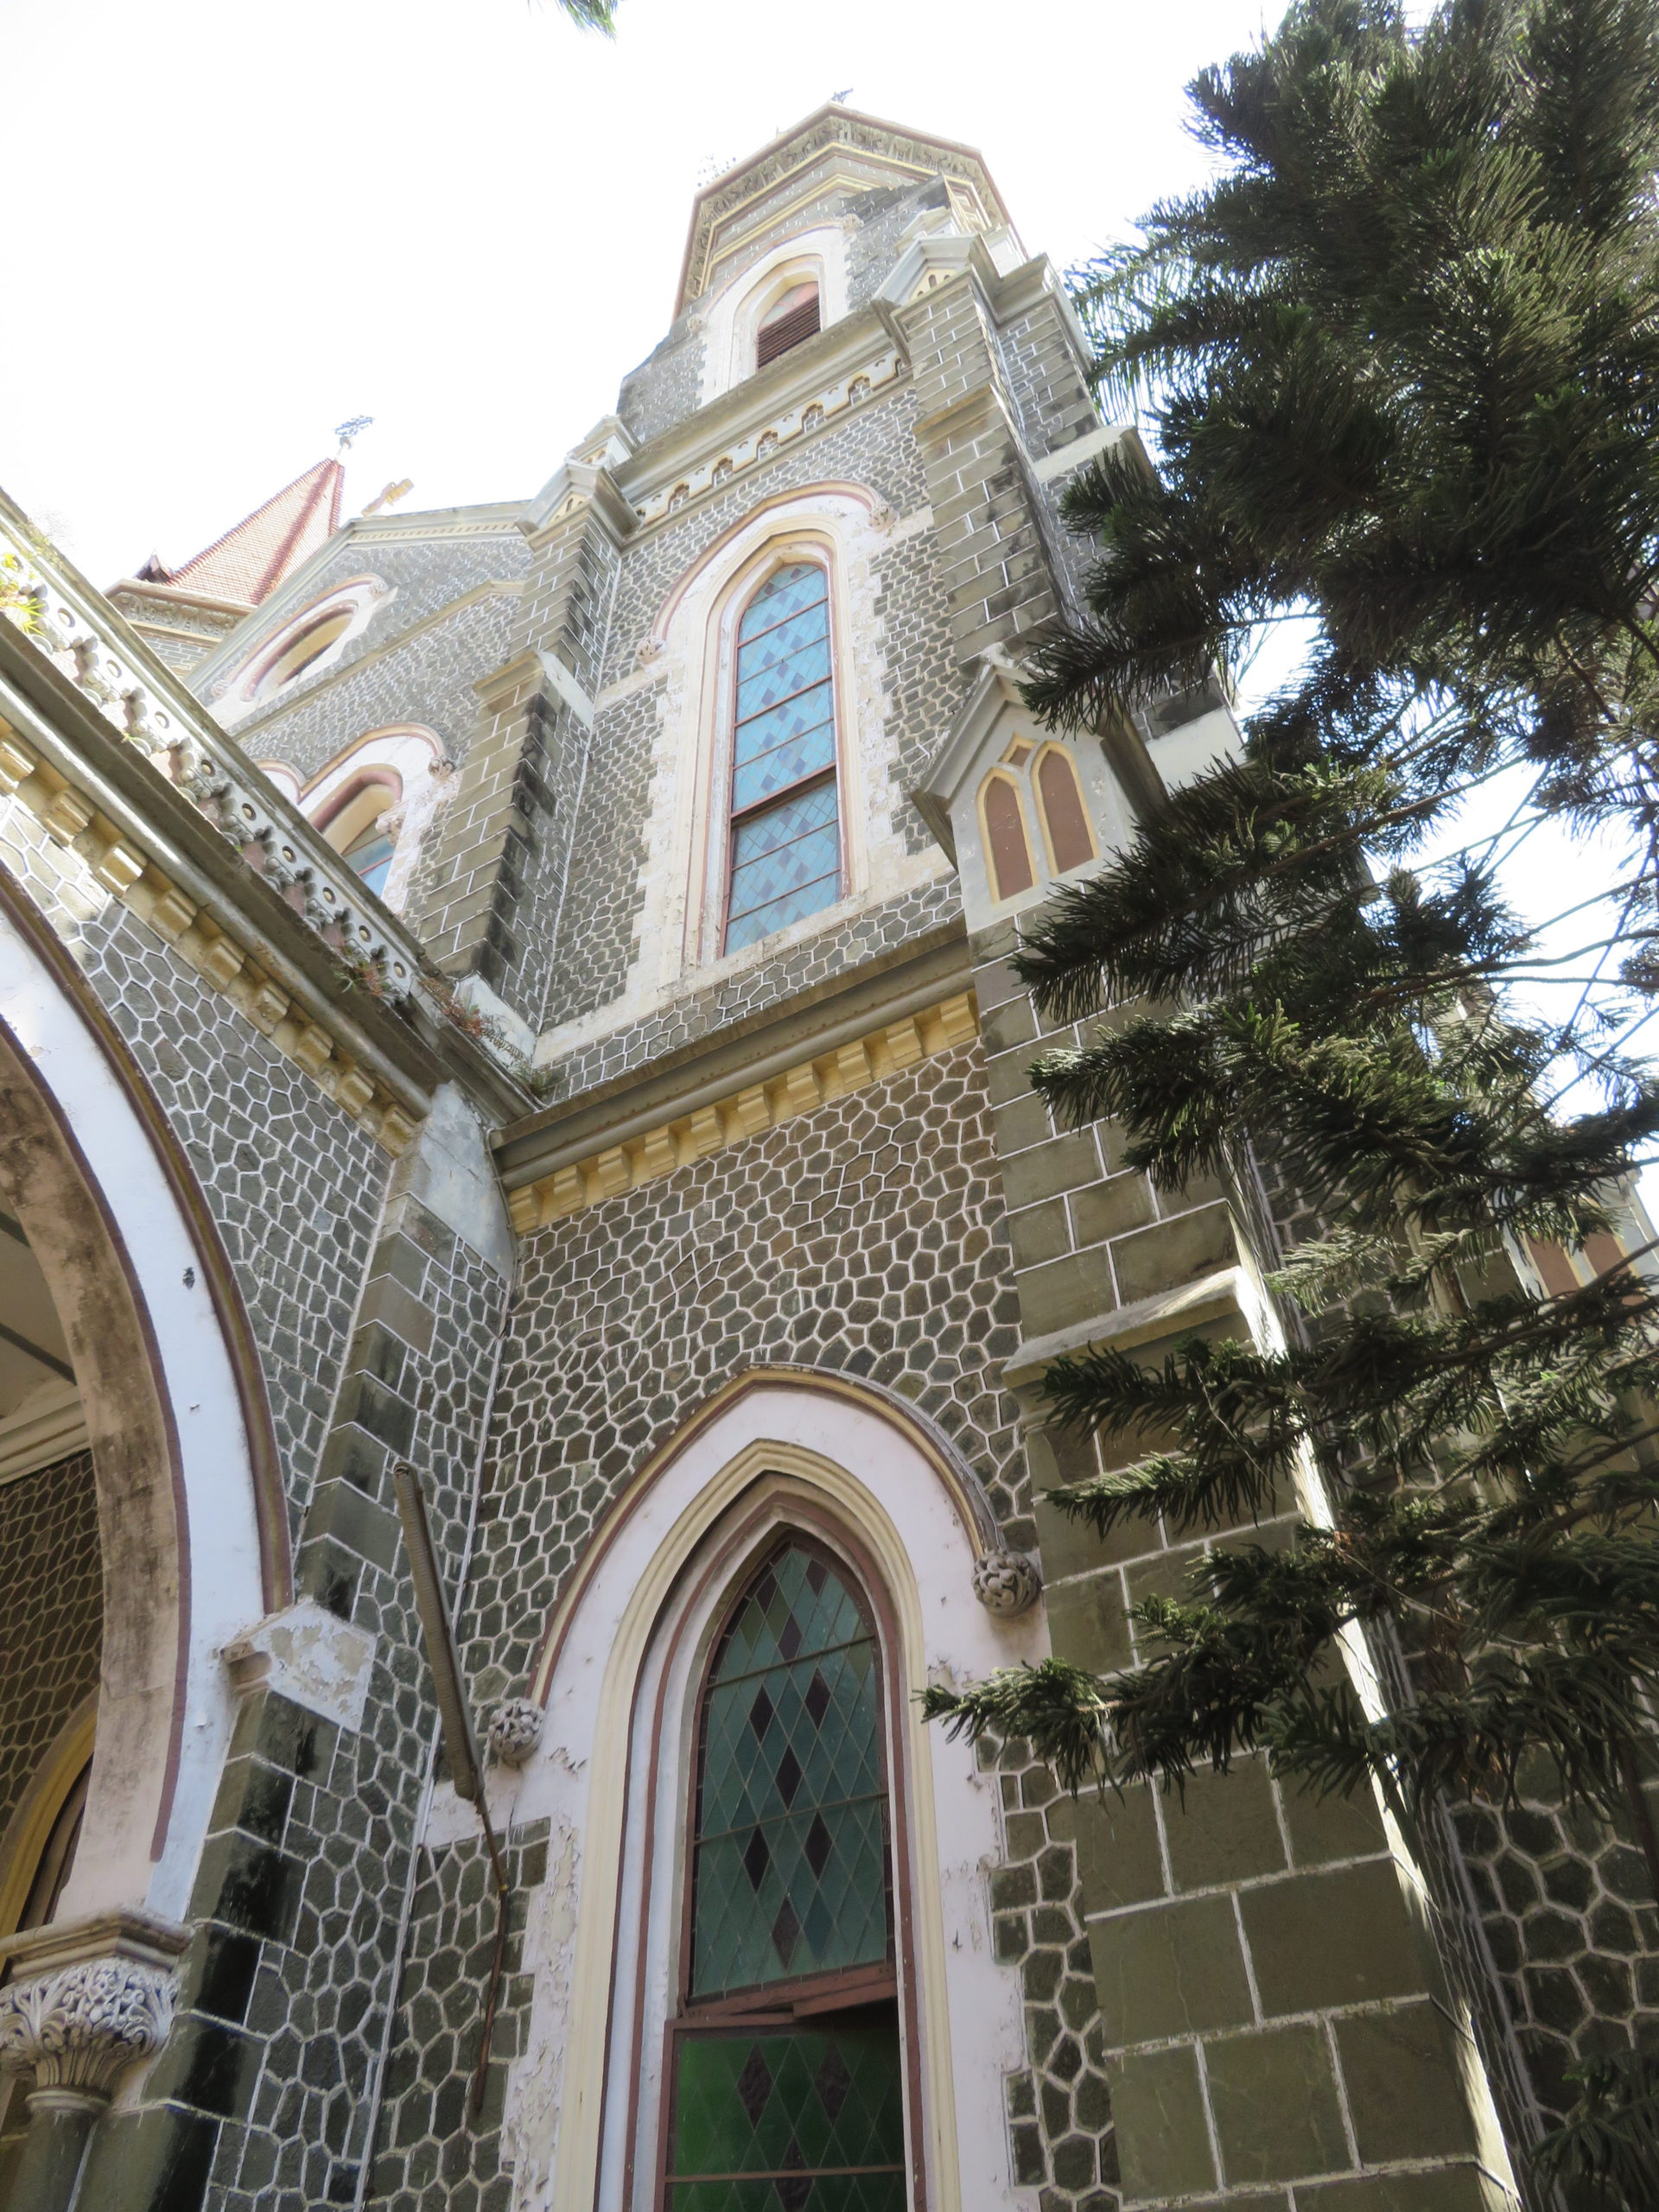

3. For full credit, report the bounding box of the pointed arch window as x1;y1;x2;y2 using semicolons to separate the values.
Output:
662;1539;907;2209
724;563;842;954
976;739;1098;908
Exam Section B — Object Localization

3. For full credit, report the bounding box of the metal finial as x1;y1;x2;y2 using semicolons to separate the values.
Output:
334;415;374;454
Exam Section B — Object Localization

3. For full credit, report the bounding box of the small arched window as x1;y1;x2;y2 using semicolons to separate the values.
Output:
316;775;400;899
724;563;842;953
257;610;352;696
664;1540;906;2209
1035;745;1096;875
757;283;821;368
981;772;1035;903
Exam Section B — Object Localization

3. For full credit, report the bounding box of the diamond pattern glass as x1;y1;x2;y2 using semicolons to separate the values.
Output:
690;1547;890;1997
726;786;840;951
725;565;838;953
667;2024;906;2209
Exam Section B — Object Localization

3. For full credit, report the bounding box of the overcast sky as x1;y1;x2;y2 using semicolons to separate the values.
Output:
4;0;1283;585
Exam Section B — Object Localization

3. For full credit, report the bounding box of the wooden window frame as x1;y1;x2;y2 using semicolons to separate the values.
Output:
721;558;846;957
1032;743;1097;878
976;766;1038;906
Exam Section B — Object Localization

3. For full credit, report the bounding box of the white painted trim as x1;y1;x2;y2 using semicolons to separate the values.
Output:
500;1388;1049;2212
0;1380;87;1487
0;906;267;1926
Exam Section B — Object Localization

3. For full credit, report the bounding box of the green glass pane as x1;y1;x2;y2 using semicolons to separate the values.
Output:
669;2024;906;2191
692;1548;891;1995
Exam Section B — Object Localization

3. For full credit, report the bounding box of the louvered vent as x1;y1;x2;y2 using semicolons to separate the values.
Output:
756;293;821;366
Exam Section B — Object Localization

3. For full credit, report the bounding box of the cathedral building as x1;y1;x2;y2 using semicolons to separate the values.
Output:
0;102;1639;2212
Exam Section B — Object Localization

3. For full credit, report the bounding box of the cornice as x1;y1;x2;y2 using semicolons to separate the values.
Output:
0;587;526;1142
677;105;1012;311
496;930;976;1230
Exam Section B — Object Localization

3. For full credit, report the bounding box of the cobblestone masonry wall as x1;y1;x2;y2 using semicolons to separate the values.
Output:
196;531;530;715
0;1448;99;1844
365;1041;1118;2207
537;878;961;1102
78;902;391;1550
77;1183;513;2212
234;591;522;786
536;385;958;1037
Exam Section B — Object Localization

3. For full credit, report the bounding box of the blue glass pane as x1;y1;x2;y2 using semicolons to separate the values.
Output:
346;830;395;899
737;637;831;722
726;787;839;952
739;601;832;681
734;683;834;769
738;564;826;643
732;713;836;813
691;1548;890;1994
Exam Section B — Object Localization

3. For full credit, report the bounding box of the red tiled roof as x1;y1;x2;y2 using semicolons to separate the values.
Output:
162;459;344;607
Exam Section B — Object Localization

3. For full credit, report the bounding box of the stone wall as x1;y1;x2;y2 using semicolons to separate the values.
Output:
356;1039;1123;2208
79;902;392;1547
0;1447;99;1847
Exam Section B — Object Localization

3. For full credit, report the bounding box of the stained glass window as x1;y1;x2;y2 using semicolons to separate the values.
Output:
666;2024;906;2209
665;1542;906;2210
725;565;840;953
690;1545;890;1995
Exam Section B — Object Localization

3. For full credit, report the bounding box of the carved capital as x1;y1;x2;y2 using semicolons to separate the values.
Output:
971;1548;1043;1618
0;1959;177;2101
486;1697;544;1768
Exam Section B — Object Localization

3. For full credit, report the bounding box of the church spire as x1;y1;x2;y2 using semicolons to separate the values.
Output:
109;456;346;675
159;457;345;609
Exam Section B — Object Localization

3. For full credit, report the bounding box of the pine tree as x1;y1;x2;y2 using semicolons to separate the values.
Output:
921;3;1659;2194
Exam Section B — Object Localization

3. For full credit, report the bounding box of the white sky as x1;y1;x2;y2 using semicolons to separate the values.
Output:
3;0;1284;584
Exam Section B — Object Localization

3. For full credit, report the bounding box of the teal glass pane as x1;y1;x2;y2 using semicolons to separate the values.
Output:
725;787;840;954
668;2022;906;2209
691;1548;891;1994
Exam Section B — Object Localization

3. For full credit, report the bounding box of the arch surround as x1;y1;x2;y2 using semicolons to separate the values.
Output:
489;1375;1047;2212
0;884;284;1924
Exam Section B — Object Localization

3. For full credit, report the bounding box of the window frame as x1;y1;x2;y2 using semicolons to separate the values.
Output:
719;554;847;957
652;1528;920;2212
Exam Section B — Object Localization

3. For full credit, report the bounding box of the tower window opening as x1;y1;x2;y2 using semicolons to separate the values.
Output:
756;283;821;368
343;821;396;898
723;563;841;953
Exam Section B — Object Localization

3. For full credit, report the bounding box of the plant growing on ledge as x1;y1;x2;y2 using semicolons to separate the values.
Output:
923;0;1659;2196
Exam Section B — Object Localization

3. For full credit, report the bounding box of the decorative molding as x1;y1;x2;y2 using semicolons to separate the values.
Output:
0;1960;176;2101
677;105;1012;308
970;1548;1042;1618
0;1909;190;2103
223;1599;378;1735
628;349;904;528
0;1380;88;1488
505;991;977;1233
486;1698;544;1768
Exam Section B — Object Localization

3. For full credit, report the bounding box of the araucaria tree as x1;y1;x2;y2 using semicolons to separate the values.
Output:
922;0;1659;2194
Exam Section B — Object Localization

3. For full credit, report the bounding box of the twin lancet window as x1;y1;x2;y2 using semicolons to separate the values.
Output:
724;563;842;955
664;1539;906;2208
979;741;1096;905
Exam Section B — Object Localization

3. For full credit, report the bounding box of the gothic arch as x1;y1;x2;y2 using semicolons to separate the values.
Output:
632;486;912;985
502;1371;1042;2212
0;880;286;1925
